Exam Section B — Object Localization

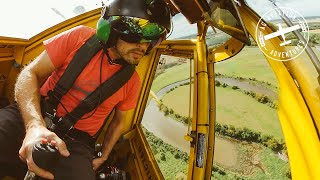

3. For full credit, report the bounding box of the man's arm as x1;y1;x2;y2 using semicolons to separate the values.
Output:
15;50;69;179
92;108;128;170
15;51;54;129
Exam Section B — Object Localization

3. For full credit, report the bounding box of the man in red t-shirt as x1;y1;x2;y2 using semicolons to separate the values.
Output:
0;0;172;179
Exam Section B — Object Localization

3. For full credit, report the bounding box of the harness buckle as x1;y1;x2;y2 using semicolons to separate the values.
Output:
44;109;61;131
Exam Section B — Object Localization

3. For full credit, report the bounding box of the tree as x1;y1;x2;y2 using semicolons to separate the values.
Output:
174;152;180;159
160;153;166;161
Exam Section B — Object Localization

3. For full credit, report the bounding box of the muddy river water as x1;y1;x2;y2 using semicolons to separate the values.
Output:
142;77;277;168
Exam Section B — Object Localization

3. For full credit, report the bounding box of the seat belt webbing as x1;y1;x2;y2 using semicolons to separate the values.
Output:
45;34;136;138
48;35;102;108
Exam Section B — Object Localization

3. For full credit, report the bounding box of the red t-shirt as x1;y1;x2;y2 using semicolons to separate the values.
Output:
40;25;141;136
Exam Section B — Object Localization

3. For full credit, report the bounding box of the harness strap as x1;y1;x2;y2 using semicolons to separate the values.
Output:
44;34;136;139
54;64;135;138
47;35;102;110
66;64;135;122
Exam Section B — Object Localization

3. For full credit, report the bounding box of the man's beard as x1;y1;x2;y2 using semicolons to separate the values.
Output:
116;47;146;65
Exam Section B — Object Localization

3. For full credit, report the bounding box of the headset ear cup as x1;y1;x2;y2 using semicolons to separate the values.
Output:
96;17;111;43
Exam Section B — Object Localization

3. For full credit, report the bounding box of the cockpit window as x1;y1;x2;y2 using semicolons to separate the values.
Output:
245;0;320;76
0;0;103;39
245;0;320;18
207;0;250;45
167;13;198;40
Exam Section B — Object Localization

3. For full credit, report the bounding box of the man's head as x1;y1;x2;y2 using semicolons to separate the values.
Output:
96;0;172;65
114;38;149;65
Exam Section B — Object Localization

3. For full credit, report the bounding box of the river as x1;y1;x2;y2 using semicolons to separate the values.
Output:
141;76;277;168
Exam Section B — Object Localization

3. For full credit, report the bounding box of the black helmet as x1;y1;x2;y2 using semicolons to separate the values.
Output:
96;0;172;51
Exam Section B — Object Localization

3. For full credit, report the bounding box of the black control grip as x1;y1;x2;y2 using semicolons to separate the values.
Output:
32;143;59;170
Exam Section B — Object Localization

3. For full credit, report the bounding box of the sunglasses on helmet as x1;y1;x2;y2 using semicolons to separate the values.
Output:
111;16;167;48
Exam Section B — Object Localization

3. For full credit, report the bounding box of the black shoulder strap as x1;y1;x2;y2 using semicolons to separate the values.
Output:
66;64;135;123
54;64;135;138
45;34;136;138
48;35;102;108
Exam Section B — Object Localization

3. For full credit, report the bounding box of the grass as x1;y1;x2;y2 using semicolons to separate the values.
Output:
211;142;290;180
161;85;283;140
146;129;290;180
154;150;189;179
151;61;192;93
153;47;320;93
153;47;279;93
161;85;193;116
215;47;279;88
149;46;291;179
216;86;281;139
237;143;290;180
210;141;290;180
253;148;290;180
145;128;290;180
144;129;189;179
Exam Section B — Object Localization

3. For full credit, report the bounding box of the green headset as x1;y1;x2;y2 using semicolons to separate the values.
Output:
96;0;172;49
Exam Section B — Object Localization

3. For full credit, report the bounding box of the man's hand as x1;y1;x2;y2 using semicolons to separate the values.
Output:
18;125;70;179
92;157;106;171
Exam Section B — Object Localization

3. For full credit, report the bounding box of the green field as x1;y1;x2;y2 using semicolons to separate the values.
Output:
215;47;279;88
150;46;289;179
152;47;279;92
153;46;320;92
162;85;283;139
145;129;290;180
156;47;284;139
151;62;192;93
212;142;290;180
155;151;189;179
161;85;193;116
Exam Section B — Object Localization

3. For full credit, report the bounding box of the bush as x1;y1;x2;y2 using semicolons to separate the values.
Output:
175;113;181;118
215;80;221;86
160;153;166;161
158;103;164;110
232;85;239;90
164;107;170;116
152;147;158;155
212;166;226;175
244;90;250;95
265;138;281;151
249;91;256;98
182;117;189;124
183;155;189;163
255;94;269;104
309;34;320;45
174;152;180;159
285;167;292;179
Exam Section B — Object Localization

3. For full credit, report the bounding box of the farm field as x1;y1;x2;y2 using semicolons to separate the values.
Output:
161;85;283;139
142;46;308;179
152;47;281;94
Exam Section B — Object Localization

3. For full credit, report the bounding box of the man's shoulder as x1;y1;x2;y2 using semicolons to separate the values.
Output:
73;25;96;32
45;25;96;46
130;70;141;85
70;25;96;37
64;25;96;48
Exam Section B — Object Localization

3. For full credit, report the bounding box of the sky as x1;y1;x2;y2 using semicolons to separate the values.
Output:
169;0;320;39
0;0;102;38
0;0;319;39
246;0;320;17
